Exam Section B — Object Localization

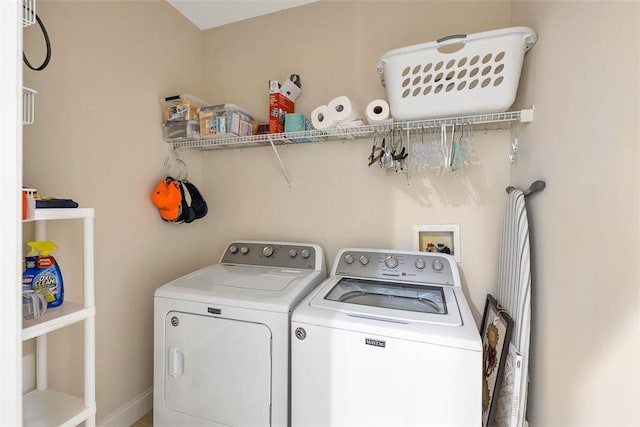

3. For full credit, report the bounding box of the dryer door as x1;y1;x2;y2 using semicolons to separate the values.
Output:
164;311;272;426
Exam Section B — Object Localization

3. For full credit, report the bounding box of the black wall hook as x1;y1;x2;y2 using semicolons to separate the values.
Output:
506;180;546;197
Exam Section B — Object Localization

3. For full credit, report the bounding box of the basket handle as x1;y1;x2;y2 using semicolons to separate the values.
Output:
437;33;467;44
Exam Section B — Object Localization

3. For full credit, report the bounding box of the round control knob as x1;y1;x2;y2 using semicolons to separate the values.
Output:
301;249;310;258
288;248;298;257
433;259;444;271
344;254;354;264
415;258;426;270
240;246;249;255
229;245;238;254
262;246;274;257
385;256;399;268
359;255;369;265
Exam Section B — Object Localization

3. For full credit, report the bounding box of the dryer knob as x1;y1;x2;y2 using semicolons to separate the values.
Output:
229;245;238;254
415;258;426;270
240;246;249;255
288;248;298;257
359;255;369;265
262;246;274;257
385;256;399;268
433;259;444;271
344;254;354;264
301;249;310;258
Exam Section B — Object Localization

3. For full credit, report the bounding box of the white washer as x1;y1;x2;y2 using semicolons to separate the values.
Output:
154;241;326;427
291;248;481;426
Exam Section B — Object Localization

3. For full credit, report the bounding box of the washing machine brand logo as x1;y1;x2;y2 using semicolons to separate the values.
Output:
365;338;386;348
208;307;221;315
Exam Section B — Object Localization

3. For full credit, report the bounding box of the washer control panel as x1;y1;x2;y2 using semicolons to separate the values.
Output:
334;249;456;286
221;242;317;270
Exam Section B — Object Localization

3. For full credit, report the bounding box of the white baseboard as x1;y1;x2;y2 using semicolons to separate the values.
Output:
99;387;152;427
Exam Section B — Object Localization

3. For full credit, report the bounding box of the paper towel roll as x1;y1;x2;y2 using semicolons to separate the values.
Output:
365;99;392;124
311;105;336;130
328;96;360;124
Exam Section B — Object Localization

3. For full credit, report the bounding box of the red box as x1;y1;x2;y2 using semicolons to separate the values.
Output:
269;92;295;133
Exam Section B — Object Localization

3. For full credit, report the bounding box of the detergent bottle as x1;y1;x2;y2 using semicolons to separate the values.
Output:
22;246;39;292
25;241;64;308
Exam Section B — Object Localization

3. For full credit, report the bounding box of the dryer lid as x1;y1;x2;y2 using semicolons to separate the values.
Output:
155;263;327;312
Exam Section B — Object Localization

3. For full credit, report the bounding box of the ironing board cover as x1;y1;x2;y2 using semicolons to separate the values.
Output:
494;189;531;427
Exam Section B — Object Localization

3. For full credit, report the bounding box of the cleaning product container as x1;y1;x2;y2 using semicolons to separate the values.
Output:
26;241;64;309
376;27;537;120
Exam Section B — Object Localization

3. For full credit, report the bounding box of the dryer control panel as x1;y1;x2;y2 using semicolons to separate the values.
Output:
221;241;319;270
334;249;457;286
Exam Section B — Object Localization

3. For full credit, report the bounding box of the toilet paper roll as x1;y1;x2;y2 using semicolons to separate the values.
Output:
311;105;336;130
365;99;392;124
328;96;360;124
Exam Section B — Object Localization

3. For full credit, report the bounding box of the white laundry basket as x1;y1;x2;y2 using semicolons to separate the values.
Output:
377;27;537;120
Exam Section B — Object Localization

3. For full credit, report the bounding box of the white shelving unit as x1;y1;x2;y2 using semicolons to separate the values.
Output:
22;208;96;427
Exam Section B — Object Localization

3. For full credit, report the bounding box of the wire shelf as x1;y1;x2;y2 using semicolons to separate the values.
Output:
23;87;37;125
23;0;36;27
169;108;533;151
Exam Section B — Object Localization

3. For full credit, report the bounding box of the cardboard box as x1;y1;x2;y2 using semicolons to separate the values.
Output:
161;94;206;123
200;104;255;137
199;108;217;137
269;92;294;133
269;78;301;133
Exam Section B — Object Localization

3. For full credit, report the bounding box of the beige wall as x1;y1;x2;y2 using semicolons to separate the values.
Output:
512;1;640;424
201;0;513;322
23;0;207;421
20;0;640;425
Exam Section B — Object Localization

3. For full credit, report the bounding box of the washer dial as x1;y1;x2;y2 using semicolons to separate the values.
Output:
432;259;444;271
262;246;274;257
288;248;298;257
385;256;399;268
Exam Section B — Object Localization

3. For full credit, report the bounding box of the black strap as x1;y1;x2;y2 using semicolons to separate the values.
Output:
24;12;51;71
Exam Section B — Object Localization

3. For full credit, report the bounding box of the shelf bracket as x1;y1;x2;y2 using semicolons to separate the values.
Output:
509;121;520;163
267;136;293;188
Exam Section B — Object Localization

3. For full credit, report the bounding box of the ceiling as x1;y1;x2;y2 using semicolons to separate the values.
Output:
166;0;318;30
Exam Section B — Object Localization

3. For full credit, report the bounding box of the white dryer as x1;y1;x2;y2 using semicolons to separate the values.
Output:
291;248;481;426
154;241;326;427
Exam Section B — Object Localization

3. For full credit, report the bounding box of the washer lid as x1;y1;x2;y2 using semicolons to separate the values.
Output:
311;277;462;326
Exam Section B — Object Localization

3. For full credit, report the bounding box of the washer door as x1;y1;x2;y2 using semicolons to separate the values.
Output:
164;311;272;426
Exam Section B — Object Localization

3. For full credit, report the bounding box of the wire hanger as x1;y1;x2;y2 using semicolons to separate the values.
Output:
164;150;188;180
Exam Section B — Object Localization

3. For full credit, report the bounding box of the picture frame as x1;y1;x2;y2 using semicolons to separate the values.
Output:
412;224;461;262
481;294;514;427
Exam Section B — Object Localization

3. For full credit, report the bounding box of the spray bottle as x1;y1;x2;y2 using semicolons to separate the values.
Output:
25;241;64;308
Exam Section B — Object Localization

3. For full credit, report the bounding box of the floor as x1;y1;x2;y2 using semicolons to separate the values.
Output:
131;410;153;427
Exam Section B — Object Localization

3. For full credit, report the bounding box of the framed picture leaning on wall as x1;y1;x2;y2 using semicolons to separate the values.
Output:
481;294;514;427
